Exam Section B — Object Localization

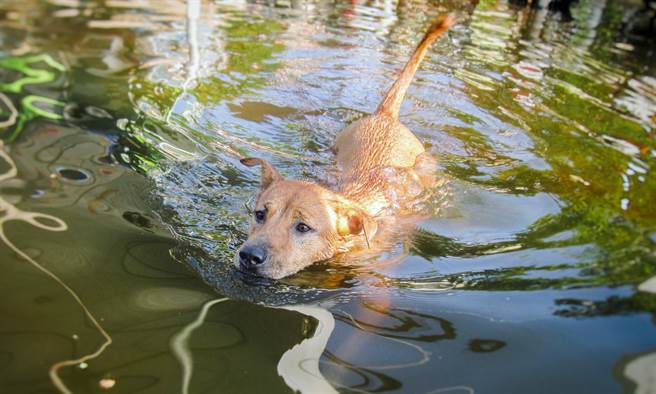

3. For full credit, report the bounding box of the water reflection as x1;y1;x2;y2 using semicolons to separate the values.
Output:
277;304;337;393
0;120;314;393
0;142;110;394
170;297;229;394
616;348;656;393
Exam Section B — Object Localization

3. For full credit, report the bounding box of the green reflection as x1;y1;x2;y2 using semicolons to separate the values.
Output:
193;20;285;105
0;55;66;142
441;0;656;292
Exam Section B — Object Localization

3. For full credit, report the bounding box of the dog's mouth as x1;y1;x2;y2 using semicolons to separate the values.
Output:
237;261;262;276
234;266;275;285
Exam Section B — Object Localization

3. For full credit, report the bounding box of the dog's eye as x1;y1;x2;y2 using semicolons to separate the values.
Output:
254;210;266;223
296;222;312;233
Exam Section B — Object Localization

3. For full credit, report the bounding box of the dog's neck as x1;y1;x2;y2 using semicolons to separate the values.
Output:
337;168;392;217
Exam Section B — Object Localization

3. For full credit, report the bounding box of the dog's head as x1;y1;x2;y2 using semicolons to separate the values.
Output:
234;157;377;279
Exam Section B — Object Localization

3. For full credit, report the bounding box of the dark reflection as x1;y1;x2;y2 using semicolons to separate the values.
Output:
335;303;456;342
554;292;656;317
469;339;506;353
122;211;154;230
509;0;581;20
509;0;540;8
623;0;656;35
322;352;404;393
56;167;91;182
411;228;529;259
440;265;595;290
548;0;578;21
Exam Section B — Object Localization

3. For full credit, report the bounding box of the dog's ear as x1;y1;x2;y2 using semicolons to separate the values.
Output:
240;157;283;190
335;206;378;246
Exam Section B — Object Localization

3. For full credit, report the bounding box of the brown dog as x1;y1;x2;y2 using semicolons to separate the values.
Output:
235;14;456;279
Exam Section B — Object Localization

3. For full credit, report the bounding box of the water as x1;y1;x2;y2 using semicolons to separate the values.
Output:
0;0;655;393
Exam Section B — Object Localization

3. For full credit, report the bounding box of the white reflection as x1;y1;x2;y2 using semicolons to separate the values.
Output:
0;93;18;128
185;0;200;91
638;276;656;294
624;352;656;394
170;299;337;394
427;386;475;394
277;305;338;394
170;297;229;394
165;0;201;124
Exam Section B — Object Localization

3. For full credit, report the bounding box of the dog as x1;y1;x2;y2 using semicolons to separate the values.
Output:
235;14;456;279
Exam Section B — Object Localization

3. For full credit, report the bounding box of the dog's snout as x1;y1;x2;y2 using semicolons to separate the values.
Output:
239;245;267;270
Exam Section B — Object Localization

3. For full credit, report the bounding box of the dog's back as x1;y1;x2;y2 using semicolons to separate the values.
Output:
335;14;456;213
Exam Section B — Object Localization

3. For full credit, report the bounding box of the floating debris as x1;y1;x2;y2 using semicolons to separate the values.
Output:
99;378;116;390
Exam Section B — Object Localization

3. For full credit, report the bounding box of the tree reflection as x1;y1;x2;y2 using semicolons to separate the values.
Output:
405;0;656;316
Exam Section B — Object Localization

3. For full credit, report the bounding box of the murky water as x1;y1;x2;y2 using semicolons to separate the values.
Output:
1;0;655;393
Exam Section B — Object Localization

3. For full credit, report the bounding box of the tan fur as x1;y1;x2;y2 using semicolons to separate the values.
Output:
235;14;456;279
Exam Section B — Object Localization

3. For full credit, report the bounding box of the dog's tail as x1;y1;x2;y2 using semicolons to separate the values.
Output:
376;14;456;119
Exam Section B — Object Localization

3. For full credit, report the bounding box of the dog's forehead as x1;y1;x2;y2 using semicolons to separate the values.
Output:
259;180;333;216
261;180;319;199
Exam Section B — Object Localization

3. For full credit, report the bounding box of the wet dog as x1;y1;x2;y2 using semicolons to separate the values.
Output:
235;14;456;279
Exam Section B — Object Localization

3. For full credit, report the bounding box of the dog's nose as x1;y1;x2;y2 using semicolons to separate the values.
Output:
239;245;267;270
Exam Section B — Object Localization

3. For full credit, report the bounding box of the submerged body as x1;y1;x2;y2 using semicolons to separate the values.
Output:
235;15;456;279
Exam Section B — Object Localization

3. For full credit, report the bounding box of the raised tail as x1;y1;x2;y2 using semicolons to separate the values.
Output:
376;14;456;119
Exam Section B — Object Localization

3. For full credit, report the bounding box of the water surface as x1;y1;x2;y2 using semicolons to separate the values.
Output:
0;0;655;393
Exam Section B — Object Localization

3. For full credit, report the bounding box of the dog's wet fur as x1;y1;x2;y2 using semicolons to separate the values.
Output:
235;14;456;279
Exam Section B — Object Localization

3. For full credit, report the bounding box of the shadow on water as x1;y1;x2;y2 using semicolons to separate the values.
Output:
0;0;656;393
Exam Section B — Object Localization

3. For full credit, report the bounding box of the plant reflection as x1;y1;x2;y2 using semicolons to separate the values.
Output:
0;55;66;142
